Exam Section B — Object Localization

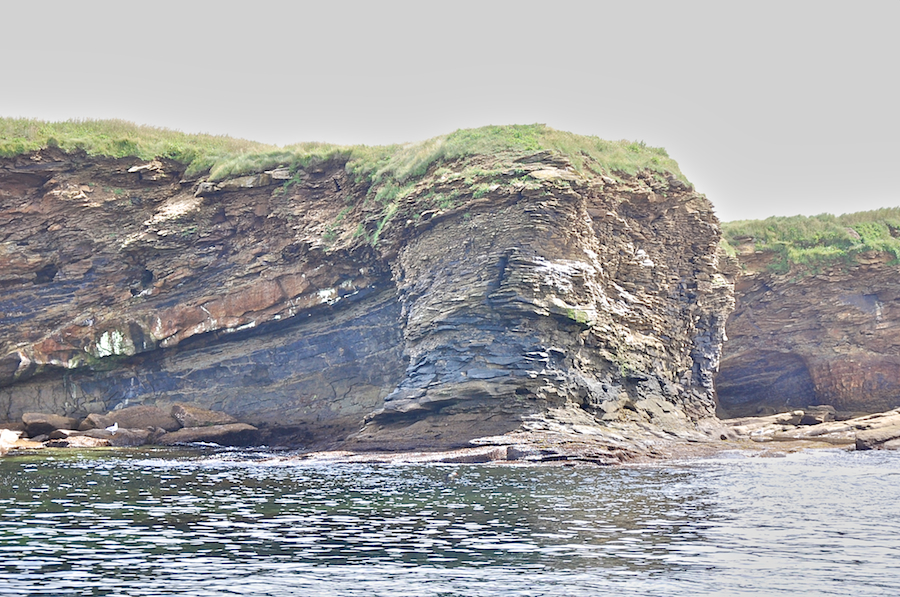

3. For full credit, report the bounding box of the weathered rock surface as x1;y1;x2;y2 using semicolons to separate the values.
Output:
171;403;237;428
82;426;157;447
44;435;110;448
718;246;900;418
0;147;733;450
718;407;900;448
78;412;116;431
105;405;181;431
22;412;78;436
158;423;259;446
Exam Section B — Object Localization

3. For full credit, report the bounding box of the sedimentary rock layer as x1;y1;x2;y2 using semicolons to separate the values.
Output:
718;248;900;418
0;145;732;448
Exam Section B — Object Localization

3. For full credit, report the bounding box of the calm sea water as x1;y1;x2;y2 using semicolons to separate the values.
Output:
0;447;898;596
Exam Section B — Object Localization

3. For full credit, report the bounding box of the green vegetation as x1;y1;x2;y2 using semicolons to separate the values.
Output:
1;118;687;184
722;208;900;273
564;307;591;326
1;118;690;248
0;118;348;180
343;124;687;186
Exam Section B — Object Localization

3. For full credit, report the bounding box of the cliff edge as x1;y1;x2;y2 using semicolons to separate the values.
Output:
0;121;733;451
718;212;900;418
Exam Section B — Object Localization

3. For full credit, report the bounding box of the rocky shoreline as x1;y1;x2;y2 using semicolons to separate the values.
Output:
0;403;260;454
288;406;900;464
4;404;899;464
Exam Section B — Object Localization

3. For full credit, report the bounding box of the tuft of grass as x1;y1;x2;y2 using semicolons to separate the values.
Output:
371;202;399;246
722;208;900;272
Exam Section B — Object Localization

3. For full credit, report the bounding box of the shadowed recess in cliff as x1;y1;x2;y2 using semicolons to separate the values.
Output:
716;351;818;418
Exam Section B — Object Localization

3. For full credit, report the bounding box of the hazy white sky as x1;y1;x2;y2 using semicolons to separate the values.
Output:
2;0;897;221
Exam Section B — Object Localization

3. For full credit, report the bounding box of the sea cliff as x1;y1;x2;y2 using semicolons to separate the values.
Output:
0;121;734;453
718;212;900;418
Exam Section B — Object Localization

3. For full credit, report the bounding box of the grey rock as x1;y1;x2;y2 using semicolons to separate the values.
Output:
856;424;900;450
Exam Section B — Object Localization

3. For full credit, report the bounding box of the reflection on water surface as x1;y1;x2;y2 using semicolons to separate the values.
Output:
1;447;898;596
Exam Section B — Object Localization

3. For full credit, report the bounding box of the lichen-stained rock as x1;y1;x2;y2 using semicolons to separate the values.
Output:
718;250;900;418
0;142;733;449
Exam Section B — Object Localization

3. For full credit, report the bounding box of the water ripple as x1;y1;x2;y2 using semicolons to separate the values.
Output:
0;447;898;595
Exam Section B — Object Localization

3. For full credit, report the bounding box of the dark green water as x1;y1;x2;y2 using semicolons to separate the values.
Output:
1;447;898;596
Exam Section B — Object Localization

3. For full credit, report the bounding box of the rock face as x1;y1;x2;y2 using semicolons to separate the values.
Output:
0;146;733;448
718;248;900;418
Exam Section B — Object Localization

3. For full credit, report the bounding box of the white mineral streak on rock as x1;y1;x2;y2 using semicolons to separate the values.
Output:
145;195;203;226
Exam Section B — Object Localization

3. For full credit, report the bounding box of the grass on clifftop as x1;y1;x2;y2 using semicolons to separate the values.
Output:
0;118;349;180
722;208;900;273
2;118;690;249
342;125;687;185
0;118;687;184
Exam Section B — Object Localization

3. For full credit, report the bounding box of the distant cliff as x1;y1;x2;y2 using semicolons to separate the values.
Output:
0;121;733;449
718;212;900;418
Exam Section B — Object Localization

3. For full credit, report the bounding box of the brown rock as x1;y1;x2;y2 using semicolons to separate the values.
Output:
720;256;900;417
439;447;509;463
44;435;110;448
108;406;181;431
109;428;156;447
799;406;836;425
22;412;79;437
171;403;237;428
47;429;80;439
158;423;259;446
78;413;115;431
81;427;157;446
0;145;733;452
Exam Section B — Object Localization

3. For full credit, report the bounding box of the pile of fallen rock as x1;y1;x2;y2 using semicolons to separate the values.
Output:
719;406;900;450
0;404;259;455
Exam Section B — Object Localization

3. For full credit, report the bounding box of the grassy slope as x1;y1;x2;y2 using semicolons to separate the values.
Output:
0;118;687;184
721;209;900;273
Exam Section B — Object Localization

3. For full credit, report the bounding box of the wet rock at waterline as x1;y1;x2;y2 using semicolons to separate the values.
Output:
158;423;260;446
6;405;257;449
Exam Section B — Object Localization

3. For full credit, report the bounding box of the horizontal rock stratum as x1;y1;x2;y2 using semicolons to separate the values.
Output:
0;121;734;450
